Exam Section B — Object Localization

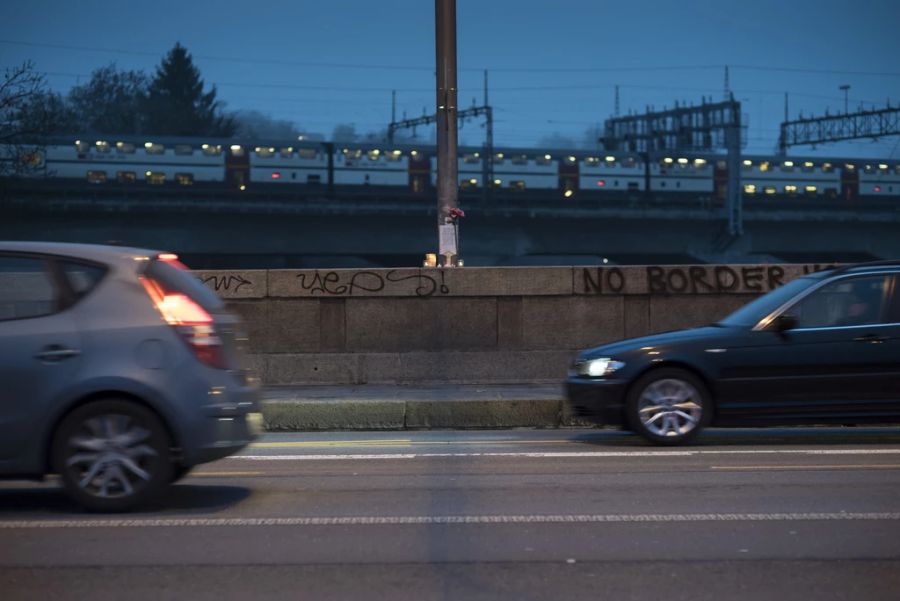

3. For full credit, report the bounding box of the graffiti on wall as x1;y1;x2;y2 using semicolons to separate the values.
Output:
201;274;252;294
581;264;836;295
297;269;450;297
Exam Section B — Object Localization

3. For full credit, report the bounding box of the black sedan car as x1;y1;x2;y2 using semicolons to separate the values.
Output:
567;262;900;445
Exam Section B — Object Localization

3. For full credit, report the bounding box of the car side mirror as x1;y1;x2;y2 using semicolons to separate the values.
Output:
773;314;798;333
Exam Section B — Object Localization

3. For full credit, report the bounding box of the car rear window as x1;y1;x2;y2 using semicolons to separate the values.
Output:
144;258;225;312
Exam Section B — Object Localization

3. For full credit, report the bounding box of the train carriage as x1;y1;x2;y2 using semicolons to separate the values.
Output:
5;135;899;208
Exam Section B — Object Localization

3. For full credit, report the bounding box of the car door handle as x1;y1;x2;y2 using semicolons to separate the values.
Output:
853;334;887;344
35;346;81;362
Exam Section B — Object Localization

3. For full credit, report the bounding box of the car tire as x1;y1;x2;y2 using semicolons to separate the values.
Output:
626;368;712;446
52;400;173;512
171;465;192;483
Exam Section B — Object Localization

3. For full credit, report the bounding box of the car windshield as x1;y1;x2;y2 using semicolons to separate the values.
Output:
717;276;819;327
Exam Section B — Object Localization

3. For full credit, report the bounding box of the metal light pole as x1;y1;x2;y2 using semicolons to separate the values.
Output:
839;85;850;113
435;0;460;267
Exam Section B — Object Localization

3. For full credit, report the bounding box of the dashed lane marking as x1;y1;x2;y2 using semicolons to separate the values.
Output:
711;464;900;471
2;512;899;530
188;471;264;477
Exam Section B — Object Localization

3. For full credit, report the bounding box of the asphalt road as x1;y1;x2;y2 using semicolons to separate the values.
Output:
2;427;900;600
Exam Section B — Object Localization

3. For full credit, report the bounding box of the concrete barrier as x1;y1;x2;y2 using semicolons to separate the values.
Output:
196;263;833;386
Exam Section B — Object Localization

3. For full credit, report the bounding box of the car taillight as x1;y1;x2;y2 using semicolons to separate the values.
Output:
157;252;191;271
140;276;227;369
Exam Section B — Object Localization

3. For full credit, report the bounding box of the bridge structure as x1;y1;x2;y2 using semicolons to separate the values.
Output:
2;183;898;269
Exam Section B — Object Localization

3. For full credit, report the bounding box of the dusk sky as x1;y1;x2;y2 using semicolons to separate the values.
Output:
2;0;899;157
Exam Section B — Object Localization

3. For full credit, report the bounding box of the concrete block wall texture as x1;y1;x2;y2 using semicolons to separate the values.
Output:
197;264;832;385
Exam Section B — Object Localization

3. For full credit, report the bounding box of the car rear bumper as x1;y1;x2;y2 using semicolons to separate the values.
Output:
183;383;262;466
566;377;629;427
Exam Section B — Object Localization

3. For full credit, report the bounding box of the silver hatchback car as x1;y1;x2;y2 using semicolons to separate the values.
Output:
0;242;262;511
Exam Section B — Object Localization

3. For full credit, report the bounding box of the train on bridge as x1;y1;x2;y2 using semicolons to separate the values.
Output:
6;135;900;206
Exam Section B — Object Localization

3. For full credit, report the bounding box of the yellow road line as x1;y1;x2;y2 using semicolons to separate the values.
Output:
251;440;412;448
711;464;900;471
250;439;575;448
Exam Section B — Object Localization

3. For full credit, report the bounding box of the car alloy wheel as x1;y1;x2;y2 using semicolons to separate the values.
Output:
53;400;173;511
627;368;711;445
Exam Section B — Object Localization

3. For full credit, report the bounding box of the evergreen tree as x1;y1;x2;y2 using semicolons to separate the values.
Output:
144;43;235;136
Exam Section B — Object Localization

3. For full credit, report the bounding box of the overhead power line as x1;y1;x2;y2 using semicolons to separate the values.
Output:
4;39;900;77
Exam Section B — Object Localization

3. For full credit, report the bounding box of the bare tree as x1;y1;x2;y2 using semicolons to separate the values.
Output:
0;61;71;177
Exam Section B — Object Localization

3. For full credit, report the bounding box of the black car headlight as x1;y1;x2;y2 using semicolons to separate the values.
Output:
574;358;625;377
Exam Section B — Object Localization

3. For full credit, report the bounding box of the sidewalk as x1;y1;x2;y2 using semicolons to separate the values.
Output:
261;384;594;431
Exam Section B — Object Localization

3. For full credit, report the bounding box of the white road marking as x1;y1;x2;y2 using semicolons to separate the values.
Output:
233;449;900;461
1;512;898;530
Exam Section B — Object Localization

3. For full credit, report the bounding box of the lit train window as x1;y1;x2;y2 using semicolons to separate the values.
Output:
605;156;617;165
463;153;480;164
201;144;222;156
864;165;875;174
298;148;318;159
511;155;528;166
584;157;600;166
759;162;770;172
175;173;193;186
175;145;194;156
878;163;888;172
117;171;136;183
717;160;727;170
95;141;111;153
741;159;753;170
279;147;294;158
342;149;362;160
86;171;107;184
386;150;402;162
744;184;757;194
492;178;502;187
785;185;798;194
781;161;795;172
536;154;552;165
802;161;815;172
145;171;166;185
368;149;382;161
763;186;777;195
693;158;707;169
460;178;478;188
229;145;245;157
255;147;275;158
144;142;165;155
493;152;504;165
510;180;526;190
805;186;817;194
75;140;90;153
822;162;833;173
116;142;135;154
844;163;856;171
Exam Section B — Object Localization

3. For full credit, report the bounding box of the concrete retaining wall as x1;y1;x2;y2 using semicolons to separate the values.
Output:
196;264;832;385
